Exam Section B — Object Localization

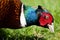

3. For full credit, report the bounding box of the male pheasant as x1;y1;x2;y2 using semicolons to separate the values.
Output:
0;0;54;32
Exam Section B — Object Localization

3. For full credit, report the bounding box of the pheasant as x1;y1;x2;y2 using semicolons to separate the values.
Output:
0;0;54;32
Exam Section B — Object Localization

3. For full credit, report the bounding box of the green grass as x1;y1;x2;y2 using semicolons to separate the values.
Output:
0;0;60;40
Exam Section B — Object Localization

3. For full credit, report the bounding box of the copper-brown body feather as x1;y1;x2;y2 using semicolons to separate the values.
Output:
0;0;22;28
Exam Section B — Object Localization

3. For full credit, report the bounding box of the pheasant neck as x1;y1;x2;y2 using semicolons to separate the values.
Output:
20;4;27;27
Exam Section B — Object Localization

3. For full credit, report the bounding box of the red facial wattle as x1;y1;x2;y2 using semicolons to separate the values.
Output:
39;12;53;26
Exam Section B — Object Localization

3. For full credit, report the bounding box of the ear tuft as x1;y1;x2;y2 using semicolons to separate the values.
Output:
38;5;42;9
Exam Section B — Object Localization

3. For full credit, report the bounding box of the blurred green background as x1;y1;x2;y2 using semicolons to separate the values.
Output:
0;0;60;40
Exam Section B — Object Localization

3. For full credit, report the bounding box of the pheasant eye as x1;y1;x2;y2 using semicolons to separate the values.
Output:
44;15;49;19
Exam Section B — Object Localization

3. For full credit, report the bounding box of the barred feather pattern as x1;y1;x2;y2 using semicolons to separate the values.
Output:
0;0;22;28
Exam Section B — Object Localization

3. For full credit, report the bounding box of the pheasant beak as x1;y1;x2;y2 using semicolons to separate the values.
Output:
47;23;54;32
